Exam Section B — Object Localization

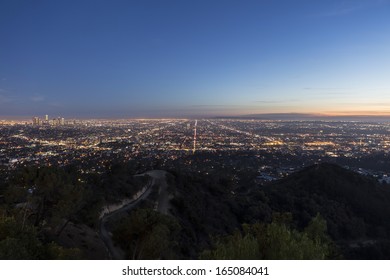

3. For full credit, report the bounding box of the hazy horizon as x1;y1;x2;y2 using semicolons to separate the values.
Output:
3;112;390;122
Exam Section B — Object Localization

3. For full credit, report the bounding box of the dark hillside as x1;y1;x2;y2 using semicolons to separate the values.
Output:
168;172;242;258
263;163;390;258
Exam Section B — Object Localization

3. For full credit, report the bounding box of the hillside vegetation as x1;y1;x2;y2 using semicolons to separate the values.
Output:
1;162;389;259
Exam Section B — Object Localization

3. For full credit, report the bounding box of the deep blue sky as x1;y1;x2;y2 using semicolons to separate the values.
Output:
1;0;390;118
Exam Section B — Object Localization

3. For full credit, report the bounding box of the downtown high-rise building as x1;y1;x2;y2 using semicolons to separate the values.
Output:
32;116;40;125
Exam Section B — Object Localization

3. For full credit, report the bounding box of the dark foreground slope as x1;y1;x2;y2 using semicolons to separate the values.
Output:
166;163;390;259
2;162;390;259
263;163;390;259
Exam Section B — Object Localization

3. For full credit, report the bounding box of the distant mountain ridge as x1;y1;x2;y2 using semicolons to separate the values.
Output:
217;113;390;122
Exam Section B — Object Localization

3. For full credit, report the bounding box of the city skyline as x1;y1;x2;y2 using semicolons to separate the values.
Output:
1;0;390;118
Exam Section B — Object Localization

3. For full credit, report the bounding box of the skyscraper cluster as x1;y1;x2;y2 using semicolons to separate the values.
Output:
32;115;65;126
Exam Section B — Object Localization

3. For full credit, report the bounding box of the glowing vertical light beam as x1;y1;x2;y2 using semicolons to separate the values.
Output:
193;119;197;154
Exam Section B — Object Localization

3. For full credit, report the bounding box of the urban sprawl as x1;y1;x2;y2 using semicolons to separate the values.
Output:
1;117;390;184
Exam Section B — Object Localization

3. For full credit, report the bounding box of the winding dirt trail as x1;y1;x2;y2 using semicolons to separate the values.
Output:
98;170;169;259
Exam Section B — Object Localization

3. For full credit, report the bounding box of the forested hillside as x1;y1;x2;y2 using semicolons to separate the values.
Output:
1;162;389;259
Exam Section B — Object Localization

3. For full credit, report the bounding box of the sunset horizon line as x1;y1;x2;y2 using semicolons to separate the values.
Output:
2;111;390;121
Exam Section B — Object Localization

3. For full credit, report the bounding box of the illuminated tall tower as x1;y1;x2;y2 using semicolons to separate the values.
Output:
32;117;40;125
45;114;48;121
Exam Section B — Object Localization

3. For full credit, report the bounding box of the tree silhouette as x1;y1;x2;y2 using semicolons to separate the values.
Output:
201;214;335;260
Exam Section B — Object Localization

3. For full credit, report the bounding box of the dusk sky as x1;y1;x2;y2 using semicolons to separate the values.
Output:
1;0;390;118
